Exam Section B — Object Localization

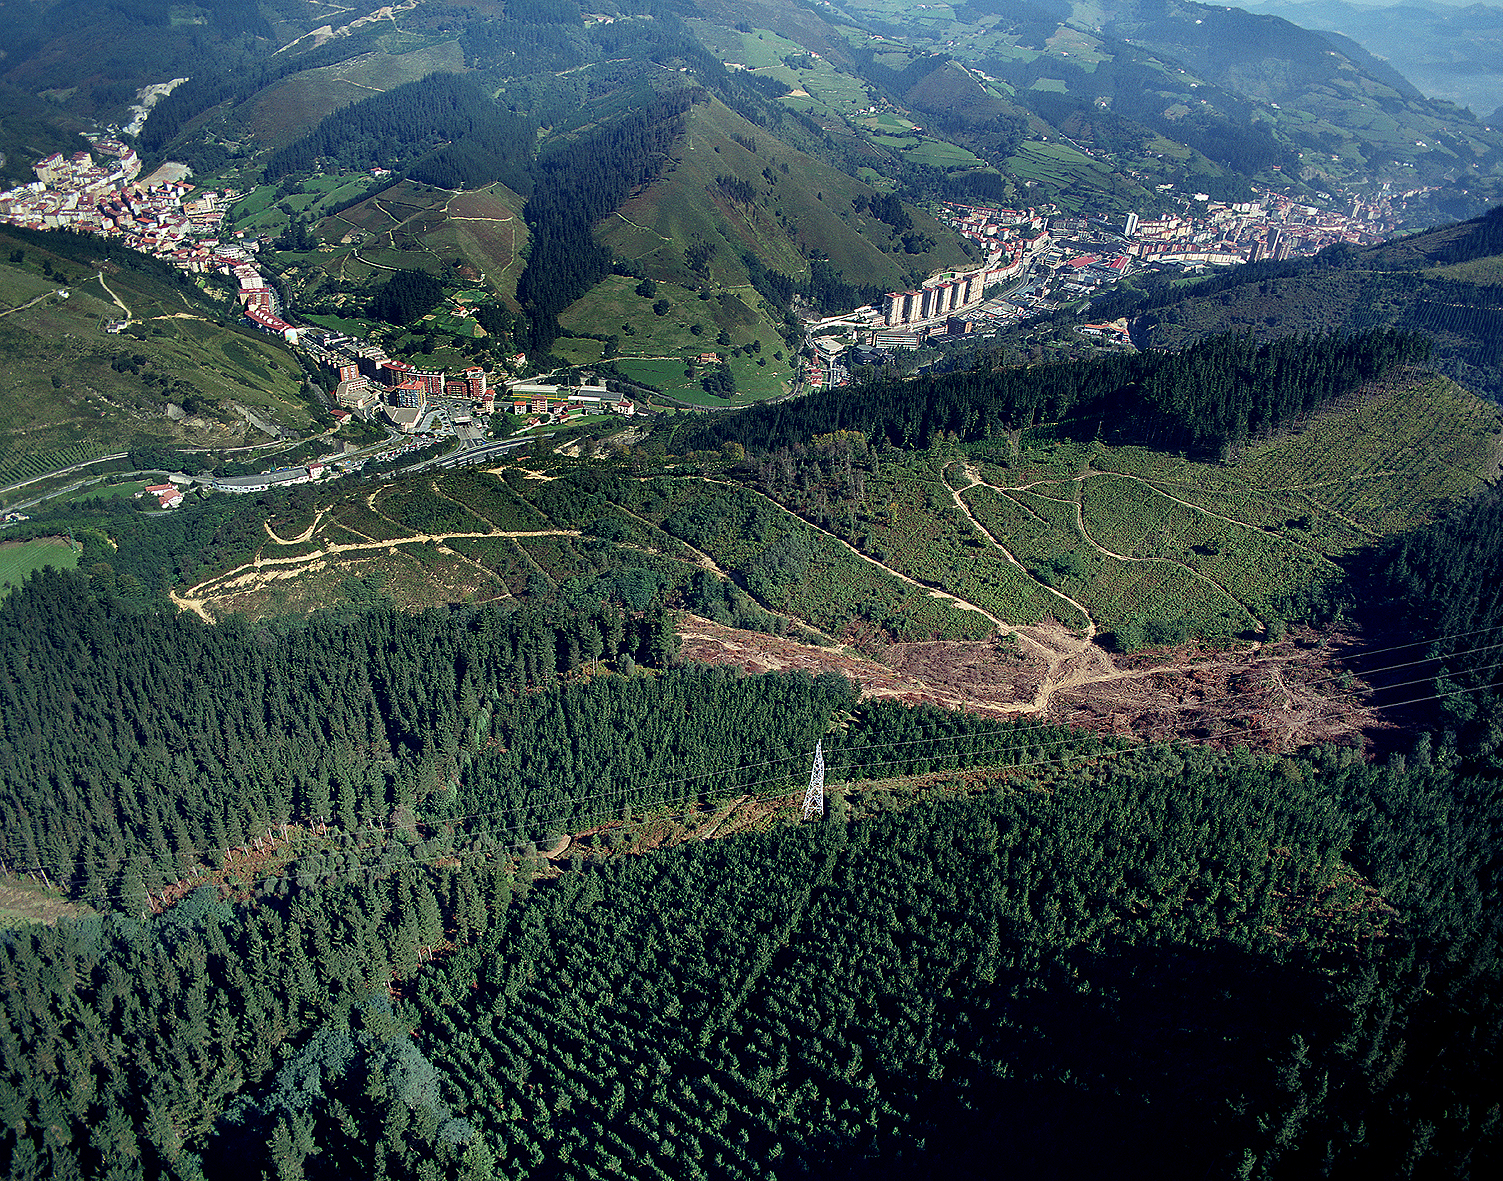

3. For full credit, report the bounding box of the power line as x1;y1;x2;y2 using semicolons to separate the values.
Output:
6;627;1501;887
18;674;1501;908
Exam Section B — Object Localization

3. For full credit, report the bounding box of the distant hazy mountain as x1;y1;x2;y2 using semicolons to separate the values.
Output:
1237;0;1503;115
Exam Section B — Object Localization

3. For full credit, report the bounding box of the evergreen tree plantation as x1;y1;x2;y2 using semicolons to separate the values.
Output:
0;518;1500;1178
4;0;1503;1169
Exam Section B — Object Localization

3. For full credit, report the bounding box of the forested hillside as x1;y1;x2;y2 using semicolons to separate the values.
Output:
518;92;694;351
4;5;1503;1177
1;564;1499;1176
261;73;535;195
3;335;1503;1176
1094;205;1503;402
665;328;1427;458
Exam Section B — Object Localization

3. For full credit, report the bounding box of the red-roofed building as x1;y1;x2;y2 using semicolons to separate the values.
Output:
142;483;184;509
242;306;298;343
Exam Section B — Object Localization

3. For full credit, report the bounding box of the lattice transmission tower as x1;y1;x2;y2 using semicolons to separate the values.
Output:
802;739;825;821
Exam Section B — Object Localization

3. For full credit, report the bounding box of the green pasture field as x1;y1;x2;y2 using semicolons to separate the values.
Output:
616;358;698;393
552;338;607;366
903;139;987;168
302;313;375;335
0;537;79;595
47;479;147;507
1007;141;1116;188
794;68;871;117
561;275;793;401
684;21;803;69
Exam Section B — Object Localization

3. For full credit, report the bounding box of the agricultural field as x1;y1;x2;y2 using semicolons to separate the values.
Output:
45;479;148;507
0;443;113;498
904;138;988;168
562;276;792;404
0;536;79;596
686;20;871;119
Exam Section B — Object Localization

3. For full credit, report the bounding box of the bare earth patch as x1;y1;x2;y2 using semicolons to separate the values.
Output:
678;615;1381;752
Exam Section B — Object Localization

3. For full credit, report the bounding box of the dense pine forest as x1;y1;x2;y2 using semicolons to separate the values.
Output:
260;73;536;195
666;329;1428;458
0;562;1499;1177
1;433;1501;1176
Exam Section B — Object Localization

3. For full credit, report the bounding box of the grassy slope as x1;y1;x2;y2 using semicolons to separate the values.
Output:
0;537;79;595
597;97;970;292
0;234;314;480
561;276;793;403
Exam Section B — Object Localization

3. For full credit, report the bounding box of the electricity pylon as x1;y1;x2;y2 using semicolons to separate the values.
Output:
802;739;825;821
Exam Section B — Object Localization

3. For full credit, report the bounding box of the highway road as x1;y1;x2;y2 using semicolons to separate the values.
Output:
404;435;530;473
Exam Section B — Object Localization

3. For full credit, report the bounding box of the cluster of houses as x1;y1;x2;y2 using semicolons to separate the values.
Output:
0;144;245;271
1118;190;1394;268
0;142;303;344
0;142;144;229
305;331;633;433
934;202;1050;253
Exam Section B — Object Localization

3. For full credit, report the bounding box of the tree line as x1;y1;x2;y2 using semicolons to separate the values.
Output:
516;92;693;352
667;329;1428;458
